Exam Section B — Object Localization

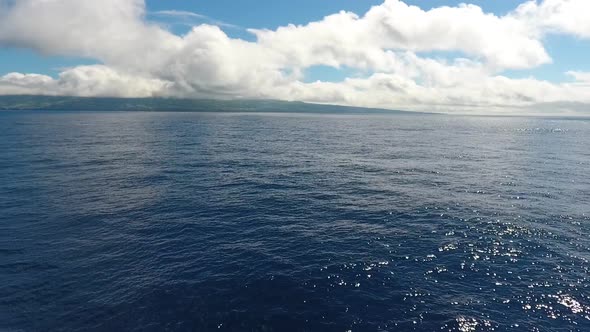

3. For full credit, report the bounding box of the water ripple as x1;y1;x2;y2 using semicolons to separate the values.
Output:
1;112;589;331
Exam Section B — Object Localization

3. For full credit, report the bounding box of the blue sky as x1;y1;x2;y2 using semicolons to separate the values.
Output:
1;0;587;83
146;0;524;29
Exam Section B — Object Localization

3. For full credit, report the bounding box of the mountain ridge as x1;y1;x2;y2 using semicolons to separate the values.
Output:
0;95;422;114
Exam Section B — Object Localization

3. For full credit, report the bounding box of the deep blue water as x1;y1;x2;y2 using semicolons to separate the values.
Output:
1;111;589;332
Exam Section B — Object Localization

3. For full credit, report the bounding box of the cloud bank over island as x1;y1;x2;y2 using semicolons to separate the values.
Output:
1;0;589;114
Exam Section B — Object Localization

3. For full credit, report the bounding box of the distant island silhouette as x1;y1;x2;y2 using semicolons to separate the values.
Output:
0;95;421;114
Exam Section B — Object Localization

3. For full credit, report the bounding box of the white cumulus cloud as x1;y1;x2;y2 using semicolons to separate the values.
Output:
514;0;590;38
0;66;171;97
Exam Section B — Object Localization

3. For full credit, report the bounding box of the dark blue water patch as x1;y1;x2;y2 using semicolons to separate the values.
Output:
1;111;589;331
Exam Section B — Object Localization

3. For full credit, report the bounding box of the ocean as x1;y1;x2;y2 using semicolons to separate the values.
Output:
1;111;589;331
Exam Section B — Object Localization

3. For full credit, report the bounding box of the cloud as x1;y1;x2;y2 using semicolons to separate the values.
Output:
0;0;589;114
151;10;242;29
514;0;590;38
567;71;590;83
0;0;182;71
153;10;207;19
0;73;55;95
1;66;171;97
250;1;550;71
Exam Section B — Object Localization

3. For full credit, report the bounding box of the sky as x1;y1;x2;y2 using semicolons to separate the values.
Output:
0;0;589;115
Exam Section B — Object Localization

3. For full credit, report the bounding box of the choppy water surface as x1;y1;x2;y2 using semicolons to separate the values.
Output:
1;111;589;331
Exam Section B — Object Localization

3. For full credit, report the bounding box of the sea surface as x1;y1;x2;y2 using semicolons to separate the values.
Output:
1;111;589;332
